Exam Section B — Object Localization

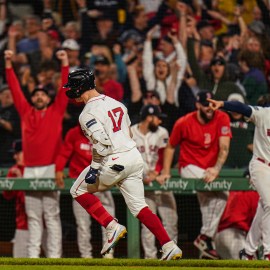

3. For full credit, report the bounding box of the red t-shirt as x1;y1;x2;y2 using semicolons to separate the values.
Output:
170;110;231;169
2;165;27;230
6;66;69;166
218;191;259;232
55;125;92;178
99;79;124;102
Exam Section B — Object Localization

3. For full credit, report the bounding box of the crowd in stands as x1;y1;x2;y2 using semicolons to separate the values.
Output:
0;0;270;259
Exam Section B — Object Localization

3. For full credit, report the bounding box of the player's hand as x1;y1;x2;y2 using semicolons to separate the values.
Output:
144;171;158;184
203;167;219;183
85;167;99;184
55;171;65;189
207;98;224;111
156;173;170;185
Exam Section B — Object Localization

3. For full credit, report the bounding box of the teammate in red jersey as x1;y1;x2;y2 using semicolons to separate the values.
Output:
159;91;231;259
55;125;115;258
4;49;69;258
215;191;259;259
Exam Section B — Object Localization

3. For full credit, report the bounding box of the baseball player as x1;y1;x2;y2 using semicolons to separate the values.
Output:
4;49;69;258
208;97;270;261
131;105;178;259
159;91;231;259
64;68;182;260
55;124;115;258
215;191;259;259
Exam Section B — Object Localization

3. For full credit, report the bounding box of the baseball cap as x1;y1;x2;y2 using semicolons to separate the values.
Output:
62;39;80;50
94;55;110;66
210;56;226;66
9;139;22;153
31;87;49;97
248;21;265;35
196;91;213;106
140;104;166;120
227;93;245;103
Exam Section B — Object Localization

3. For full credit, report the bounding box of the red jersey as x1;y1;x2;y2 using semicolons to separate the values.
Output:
99;79;123;101
6;66;69;167
55;125;92;178
218;191;259;232
2;165;27;230
170;110;231;169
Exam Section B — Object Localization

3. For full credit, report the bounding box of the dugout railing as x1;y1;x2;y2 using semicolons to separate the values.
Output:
0;168;252;258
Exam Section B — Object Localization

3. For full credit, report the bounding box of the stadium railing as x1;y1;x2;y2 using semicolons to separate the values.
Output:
0;168;252;258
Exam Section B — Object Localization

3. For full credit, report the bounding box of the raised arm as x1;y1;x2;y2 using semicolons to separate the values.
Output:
127;61;142;103
4;50;29;116
52;50;69;114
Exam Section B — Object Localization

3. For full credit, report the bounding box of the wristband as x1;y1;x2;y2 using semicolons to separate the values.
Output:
90;161;100;170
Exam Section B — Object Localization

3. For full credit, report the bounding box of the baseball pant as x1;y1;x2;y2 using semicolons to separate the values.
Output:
12;229;28;258
24;165;62;258
181;164;228;238
71;147;148;217
72;190;115;258
215;228;246;259
141;191;178;259
246;157;270;255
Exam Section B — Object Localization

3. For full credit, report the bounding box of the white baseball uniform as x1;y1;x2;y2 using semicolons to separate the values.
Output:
131;124;178;259
70;95;148;217
243;106;270;256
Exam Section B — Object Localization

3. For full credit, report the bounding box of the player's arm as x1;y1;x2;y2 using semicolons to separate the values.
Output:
80;115;112;184
208;99;252;117
204;136;230;183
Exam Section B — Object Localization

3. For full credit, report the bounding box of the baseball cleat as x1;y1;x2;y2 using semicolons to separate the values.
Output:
193;234;220;260
264;254;270;260
160;240;182;260
239;249;255;260
101;220;127;255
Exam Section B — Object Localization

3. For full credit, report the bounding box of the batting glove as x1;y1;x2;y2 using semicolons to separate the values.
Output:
85;167;99;184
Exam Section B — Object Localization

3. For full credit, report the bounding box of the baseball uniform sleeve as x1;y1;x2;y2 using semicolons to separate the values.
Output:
169;119;182;147
158;128;169;149
217;112;232;138
248;106;266;126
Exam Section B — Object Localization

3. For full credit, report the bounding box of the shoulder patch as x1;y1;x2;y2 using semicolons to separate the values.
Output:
86;119;97;128
221;126;230;135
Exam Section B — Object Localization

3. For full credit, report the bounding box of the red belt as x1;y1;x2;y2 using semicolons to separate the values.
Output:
257;157;270;166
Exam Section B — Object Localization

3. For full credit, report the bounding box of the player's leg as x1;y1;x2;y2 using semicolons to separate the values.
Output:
117;148;182;260
13;229;29;258
158;191;178;243
142;192;158;259
96;191;115;258
72;199;92;258
42;191;62;258
24;191;43;258
249;158;270;259
181;164;225;259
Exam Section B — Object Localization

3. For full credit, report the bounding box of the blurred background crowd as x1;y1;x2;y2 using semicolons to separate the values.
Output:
1;0;270;166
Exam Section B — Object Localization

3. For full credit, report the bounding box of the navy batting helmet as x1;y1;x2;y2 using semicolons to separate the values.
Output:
64;68;95;99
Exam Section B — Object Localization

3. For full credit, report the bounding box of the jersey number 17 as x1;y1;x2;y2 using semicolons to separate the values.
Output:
108;107;124;132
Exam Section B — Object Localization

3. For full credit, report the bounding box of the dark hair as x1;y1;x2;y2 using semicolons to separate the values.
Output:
238;50;265;71
257;94;270;107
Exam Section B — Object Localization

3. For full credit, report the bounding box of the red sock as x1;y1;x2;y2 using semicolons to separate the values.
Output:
75;193;114;227
137;207;170;246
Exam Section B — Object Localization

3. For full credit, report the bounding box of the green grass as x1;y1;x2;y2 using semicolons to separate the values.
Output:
0;258;270;269
0;266;267;270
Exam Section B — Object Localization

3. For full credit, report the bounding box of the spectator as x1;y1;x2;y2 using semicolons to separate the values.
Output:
160;91;231;259
238;50;267;105
215;191;259;259
4;49;69;258
62;38;81;72
0;85;21;166
55;124;115;258
143;27;187;105
94;55;124;101
131;105;178;259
